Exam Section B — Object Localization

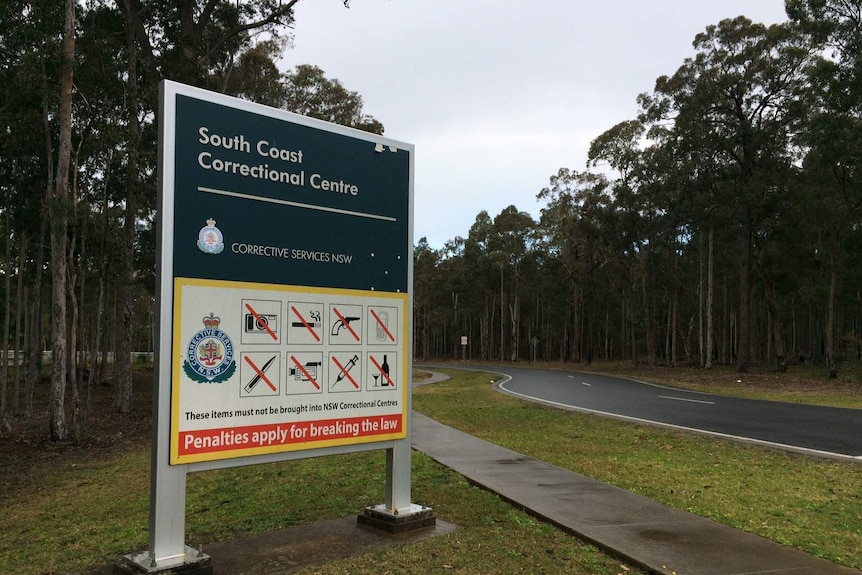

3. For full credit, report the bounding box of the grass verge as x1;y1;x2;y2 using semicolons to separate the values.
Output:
0;406;638;574
2;365;859;573
413;368;862;569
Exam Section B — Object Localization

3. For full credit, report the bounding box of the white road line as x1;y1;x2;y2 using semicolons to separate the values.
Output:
490;375;857;463
659;395;715;405
581;382;592;387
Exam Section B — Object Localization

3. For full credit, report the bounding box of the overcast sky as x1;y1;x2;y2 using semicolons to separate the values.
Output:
282;1;791;249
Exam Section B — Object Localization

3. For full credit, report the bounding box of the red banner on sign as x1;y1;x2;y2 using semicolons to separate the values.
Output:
178;414;403;456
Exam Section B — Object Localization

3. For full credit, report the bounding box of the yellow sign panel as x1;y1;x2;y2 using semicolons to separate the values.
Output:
171;278;408;464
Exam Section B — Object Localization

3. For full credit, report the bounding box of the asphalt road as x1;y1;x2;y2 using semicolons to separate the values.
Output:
423;364;862;460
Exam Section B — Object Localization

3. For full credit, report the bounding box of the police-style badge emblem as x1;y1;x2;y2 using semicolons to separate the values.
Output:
197;218;224;254
183;313;236;383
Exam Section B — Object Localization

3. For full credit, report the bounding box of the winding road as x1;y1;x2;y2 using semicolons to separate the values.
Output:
422;364;862;461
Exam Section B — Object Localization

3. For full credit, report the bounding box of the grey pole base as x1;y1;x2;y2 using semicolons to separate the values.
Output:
357;503;436;534
117;547;211;575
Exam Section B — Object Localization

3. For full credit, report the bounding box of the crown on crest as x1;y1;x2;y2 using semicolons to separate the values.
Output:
206;218;216;227
202;313;221;329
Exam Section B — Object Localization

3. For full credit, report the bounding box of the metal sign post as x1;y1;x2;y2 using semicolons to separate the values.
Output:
124;81;423;573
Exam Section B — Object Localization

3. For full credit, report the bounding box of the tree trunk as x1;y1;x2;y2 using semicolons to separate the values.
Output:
499;265;504;362
570;277;581;363
1;209;10;432
49;0;76;442
509;295;519;361
759;266;787;372
68;218;80;437
13;233;25;414
642;262;656;366
825;263;839;379
705;224;715;369
736;220;752;373
114;0;141;413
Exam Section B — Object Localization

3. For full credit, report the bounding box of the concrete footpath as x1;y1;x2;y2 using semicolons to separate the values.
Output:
411;409;860;575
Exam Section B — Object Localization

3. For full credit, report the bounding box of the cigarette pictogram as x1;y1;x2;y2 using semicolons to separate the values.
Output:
291;305;321;342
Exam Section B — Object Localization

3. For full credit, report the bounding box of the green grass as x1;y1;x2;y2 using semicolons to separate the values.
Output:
413;369;862;569
0;436;637;574
2;366;860;573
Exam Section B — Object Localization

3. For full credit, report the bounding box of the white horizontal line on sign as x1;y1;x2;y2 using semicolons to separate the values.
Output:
198;186;397;222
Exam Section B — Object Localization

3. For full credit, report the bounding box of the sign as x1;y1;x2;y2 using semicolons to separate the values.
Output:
137;80;417;574
162;84;412;465
173;281;406;463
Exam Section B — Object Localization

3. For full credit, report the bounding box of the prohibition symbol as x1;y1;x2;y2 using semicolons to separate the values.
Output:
245;303;277;340
241;299;281;345
240;353;280;397
369;353;395;389
290;304;322;343
369;307;396;342
330;352;361;392
290;354;321;391
330;303;362;344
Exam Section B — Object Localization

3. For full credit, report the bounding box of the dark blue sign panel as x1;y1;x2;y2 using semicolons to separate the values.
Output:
171;93;410;292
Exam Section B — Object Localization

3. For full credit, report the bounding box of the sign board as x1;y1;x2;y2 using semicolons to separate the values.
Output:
135;80;417;573
160;83;412;465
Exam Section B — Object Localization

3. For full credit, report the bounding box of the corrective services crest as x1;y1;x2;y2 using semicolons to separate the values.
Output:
183;313;236;383
197;218;224;254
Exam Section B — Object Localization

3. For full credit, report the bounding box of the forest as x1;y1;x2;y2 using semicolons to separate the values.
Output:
0;0;377;440
415;3;862;378
0;1;860;442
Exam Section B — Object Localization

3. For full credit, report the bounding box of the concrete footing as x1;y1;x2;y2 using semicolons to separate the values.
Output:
117;547;212;575
356;503;436;534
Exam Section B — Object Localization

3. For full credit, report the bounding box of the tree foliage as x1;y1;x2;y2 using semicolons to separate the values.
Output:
415;5;862;376
0;0;382;439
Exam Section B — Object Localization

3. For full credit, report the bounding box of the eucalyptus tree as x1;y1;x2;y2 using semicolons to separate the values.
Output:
588;120;666;364
44;0;78;440
537;169;610;362
220;38;288;107
787;0;862;377
282;64;385;134
111;0;308;412
462;211;500;360
1;1;78;433
413;237;440;360
641;17;816;372
485;206;536;361
0;1;49;420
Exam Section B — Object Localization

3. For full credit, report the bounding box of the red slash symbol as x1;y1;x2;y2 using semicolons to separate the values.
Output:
332;307;360;341
370;308;395;342
369;355;395;388
244;355;277;392
331;355;360;389
245;303;277;341
290;355;321;390
291;305;321;342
